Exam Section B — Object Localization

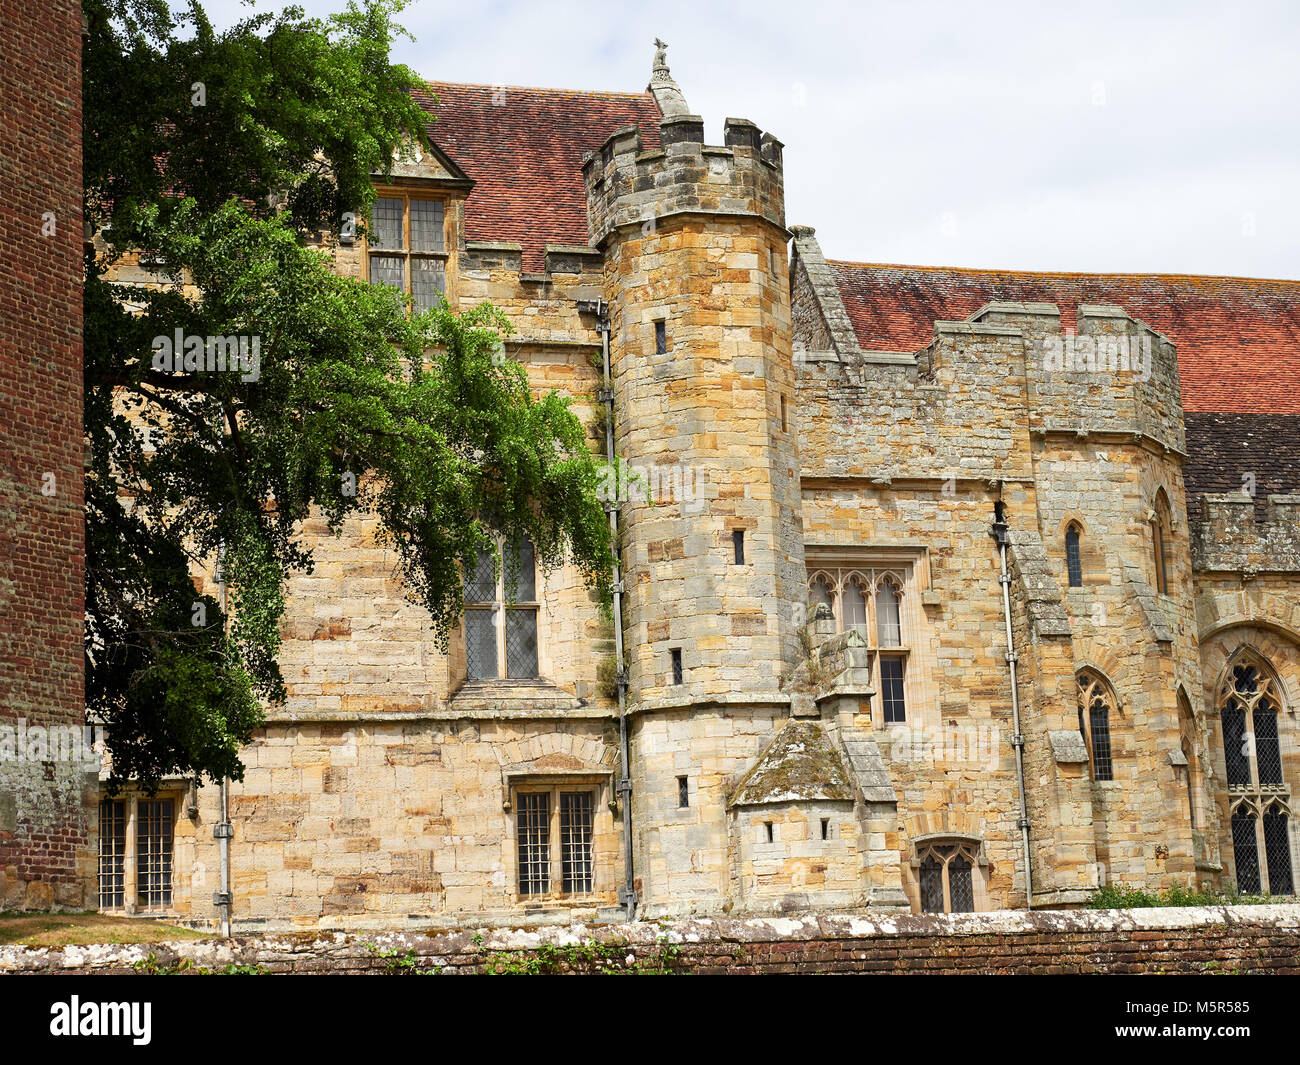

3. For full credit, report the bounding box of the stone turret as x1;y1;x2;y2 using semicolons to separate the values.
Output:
583;44;804;912
582;80;800;711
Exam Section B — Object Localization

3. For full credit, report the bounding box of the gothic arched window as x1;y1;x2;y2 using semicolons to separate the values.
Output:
875;578;902;648
1151;490;1172;595
917;840;978;913
1076;670;1117;782
803;563;912;724
1065;523;1083;588
809;573;834;618
1218;651;1294;895
842;576;868;633
1178;690;1202;831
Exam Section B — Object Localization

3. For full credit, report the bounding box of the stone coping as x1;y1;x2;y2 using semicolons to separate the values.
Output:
5;905;1300;973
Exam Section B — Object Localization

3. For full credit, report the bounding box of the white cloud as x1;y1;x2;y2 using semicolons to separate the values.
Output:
187;0;1300;276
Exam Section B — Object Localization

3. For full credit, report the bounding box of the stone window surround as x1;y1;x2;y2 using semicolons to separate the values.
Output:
504;774;613;904
905;832;989;914
363;184;456;309
97;789;184;916
806;558;915;724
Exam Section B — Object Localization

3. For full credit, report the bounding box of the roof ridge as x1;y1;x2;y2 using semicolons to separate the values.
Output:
825;259;1300;287
421;79;657;103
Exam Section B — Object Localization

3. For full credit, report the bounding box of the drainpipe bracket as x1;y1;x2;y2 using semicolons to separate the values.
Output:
213;822;233;839
1005;651;1019;664
1011;734;1025;748
998;573;1012;586
598;388;614;403
212;891;232;907
1016;819;1030;831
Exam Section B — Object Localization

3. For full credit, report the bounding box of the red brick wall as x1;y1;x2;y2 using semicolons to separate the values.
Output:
0;0;89;908
4;909;1299;974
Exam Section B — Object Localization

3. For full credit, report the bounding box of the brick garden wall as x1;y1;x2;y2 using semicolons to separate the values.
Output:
0;0;92;909
4;906;1299;974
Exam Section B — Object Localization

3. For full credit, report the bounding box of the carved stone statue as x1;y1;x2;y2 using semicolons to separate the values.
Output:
653;38;669;73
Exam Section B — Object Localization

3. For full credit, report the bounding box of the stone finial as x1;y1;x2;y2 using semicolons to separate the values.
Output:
648;37;691;117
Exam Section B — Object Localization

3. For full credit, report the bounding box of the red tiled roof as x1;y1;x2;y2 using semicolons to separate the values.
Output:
829;262;1300;415
413;81;662;272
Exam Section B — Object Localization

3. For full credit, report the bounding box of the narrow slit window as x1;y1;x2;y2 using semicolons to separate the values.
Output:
678;776;689;808
820;818;829;841
1065;524;1083;587
780;394;788;431
733;529;745;565
654;320;667;355
670;647;683;686
764;822;774;843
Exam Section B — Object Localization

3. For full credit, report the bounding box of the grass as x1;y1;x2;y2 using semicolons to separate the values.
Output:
0;911;208;947
1085;885;1279;909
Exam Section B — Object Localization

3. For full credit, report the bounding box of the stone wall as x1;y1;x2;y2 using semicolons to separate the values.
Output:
0;0;94;910
5;906;1299;974
791;266;1207;908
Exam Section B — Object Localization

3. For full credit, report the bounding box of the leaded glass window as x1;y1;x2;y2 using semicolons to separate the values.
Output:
1065;524;1083;588
1218;652;1294;895
916;841;980;913
1076;670;1118;782
463;539;539;681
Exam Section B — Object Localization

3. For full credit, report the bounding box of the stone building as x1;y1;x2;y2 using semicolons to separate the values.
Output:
93;47;1300;929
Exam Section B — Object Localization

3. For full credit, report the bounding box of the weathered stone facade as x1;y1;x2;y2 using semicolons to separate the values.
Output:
92;49;1300;930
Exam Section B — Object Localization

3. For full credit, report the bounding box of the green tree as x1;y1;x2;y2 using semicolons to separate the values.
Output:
83;0;612;790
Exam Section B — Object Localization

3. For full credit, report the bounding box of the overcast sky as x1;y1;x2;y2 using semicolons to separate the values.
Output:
198;0;1300;278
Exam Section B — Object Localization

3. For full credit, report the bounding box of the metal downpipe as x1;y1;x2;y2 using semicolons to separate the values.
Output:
588;298;636;920
992;512;1034;908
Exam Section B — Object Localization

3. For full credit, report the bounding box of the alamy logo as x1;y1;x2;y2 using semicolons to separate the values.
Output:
1038;330;1153;382
151;329;261;382
0;718;101;765
49;997;151;1045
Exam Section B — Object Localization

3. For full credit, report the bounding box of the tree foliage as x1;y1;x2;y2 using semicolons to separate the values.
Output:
83;0;613;790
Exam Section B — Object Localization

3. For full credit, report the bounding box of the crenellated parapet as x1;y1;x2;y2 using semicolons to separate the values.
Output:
1191;493;1300;574
582;114;786;249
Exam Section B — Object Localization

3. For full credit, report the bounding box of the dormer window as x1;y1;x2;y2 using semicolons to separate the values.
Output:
367;190;448;312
